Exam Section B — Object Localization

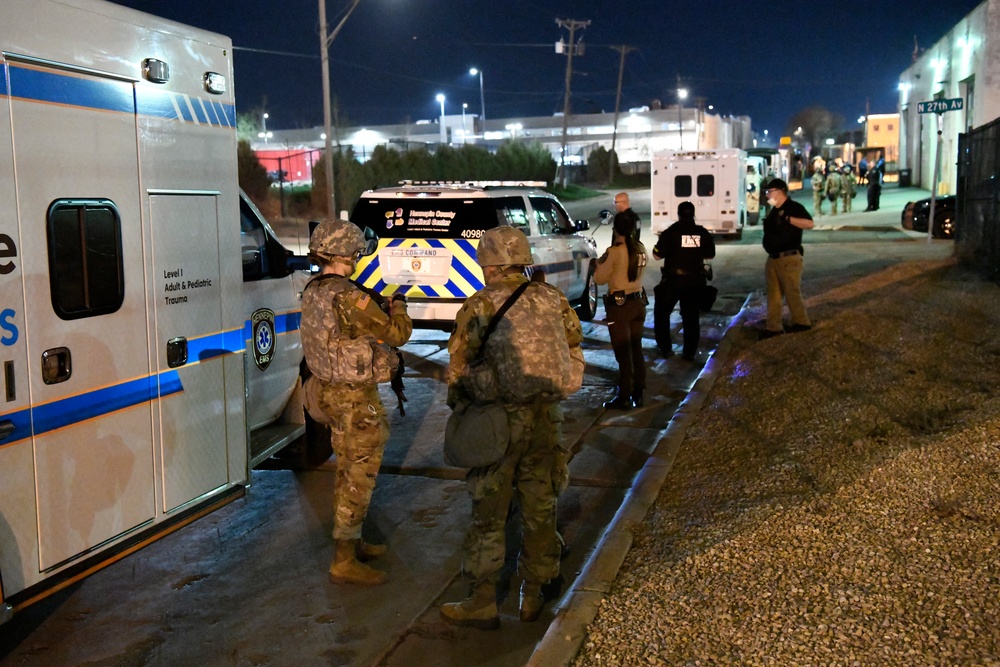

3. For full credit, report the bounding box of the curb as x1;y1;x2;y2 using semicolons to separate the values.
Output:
527;294;756;667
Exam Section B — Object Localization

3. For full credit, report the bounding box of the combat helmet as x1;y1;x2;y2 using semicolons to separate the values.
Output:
476;225;532;267
308;218;366;259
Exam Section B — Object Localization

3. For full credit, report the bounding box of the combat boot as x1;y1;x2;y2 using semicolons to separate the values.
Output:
519;581;544;622
439;582;500;630
329;539;388;586
356;539;388;561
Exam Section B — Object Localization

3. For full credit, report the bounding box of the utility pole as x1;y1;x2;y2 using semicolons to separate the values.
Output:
319;0;361;219
608;44;637;186
693;96;706;150
556;18;590;188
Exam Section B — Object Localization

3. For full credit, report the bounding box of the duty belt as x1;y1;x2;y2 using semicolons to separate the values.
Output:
770;249;801;259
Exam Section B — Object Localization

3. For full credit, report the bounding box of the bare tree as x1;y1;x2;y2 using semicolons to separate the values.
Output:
786;106;845;154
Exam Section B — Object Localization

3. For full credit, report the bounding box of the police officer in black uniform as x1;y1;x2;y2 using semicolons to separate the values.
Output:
652;201;715;361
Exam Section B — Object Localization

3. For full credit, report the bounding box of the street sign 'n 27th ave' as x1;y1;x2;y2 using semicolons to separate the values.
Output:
917;98;964;114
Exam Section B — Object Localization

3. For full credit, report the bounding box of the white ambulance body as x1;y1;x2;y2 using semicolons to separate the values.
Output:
650;149;748;239
0;0;307;620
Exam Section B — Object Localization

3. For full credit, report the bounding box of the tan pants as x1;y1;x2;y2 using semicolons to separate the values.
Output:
765;254;811;332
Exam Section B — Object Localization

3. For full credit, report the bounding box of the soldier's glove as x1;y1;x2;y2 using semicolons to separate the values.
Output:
392;293;407;304
390;296;407;316
390;352;407;416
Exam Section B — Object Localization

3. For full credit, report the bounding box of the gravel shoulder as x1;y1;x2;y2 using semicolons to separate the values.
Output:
573;259;1000;666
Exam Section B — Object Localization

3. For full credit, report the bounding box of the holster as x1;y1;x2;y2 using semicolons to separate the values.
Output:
602;290;626;310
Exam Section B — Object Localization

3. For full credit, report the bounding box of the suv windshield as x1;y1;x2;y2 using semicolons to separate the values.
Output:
353;196;525;239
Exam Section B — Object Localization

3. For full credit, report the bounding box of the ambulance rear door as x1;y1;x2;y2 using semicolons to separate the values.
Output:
8;58;155;571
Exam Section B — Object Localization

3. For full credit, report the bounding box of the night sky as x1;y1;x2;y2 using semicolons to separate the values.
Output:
113;0;983;139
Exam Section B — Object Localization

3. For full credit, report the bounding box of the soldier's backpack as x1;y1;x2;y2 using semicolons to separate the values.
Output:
300;274;396;387
465;280;583;403
826;172;842;198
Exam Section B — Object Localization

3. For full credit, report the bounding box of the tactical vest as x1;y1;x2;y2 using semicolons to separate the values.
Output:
467;281;579;403
300;274;395;386
826;173;842;196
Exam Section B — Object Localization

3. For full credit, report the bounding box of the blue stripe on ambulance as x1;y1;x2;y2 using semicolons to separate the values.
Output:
0;309;304;446
8;65;134;113
8;62;236;129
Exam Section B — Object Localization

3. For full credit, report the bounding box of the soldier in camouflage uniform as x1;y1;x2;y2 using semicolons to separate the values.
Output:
824;164;843;216
440;226;583;629
840;164;857;213
811;162;826;216
300;219;412;586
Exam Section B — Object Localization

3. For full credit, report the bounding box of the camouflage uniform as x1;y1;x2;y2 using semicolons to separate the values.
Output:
300;219;412;586
447;272;581;585
301;275;412;541
811;169;826;216
442;226;582;627
840;167;857;213
825;170;843;216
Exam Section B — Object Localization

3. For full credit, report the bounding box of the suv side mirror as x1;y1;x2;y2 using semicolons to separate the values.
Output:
362;226;379;256
598;209;614;225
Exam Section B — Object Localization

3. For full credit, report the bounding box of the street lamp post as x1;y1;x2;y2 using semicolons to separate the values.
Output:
469;68;485;131
319;0;362;219
436;94;446;144
461;103;467;144
677;87;688;150
261;112;269;144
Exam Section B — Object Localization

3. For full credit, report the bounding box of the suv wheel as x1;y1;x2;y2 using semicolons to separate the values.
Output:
576;263;598;321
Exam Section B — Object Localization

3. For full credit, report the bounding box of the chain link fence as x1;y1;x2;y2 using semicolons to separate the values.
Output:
957;116;1000;278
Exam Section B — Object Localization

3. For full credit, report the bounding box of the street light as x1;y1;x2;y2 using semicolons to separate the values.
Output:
461;103;468;144
469;68;486;129
677;87;688;149
259;112;270;144
505;122;522;139
436;93;446;144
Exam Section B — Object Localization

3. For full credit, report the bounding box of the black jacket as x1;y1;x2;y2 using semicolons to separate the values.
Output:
653;218;715;278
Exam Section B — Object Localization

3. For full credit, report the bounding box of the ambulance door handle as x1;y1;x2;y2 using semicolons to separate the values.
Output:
167;337;188;368
0;420;14;440
41;347;72;385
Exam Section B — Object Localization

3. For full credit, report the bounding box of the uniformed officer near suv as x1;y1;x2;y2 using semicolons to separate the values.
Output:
760;178;814;339
652;201;715;361
300;219;413;586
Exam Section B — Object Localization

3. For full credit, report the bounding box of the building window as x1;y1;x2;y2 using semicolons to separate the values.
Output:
888;124;894;131
873;124;880;132
47;199;125;320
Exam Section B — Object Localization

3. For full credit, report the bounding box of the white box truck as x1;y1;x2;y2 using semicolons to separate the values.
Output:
650;149;748;239
0;0;312;622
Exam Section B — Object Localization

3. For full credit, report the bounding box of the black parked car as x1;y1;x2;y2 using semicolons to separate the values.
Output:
901;195;957;239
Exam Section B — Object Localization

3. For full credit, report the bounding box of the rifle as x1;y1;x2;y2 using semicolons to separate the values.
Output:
350;279;408;416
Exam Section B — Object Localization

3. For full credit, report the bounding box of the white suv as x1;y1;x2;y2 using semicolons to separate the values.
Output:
350;182;599;327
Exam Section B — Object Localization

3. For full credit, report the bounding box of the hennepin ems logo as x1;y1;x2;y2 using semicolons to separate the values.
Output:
251;308;276;371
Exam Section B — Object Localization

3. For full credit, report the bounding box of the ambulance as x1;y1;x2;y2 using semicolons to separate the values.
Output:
650;149;748;239
0;0;311;621
350;182;600;327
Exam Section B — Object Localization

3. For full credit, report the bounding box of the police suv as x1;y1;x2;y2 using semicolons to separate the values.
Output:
350;182;599;327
